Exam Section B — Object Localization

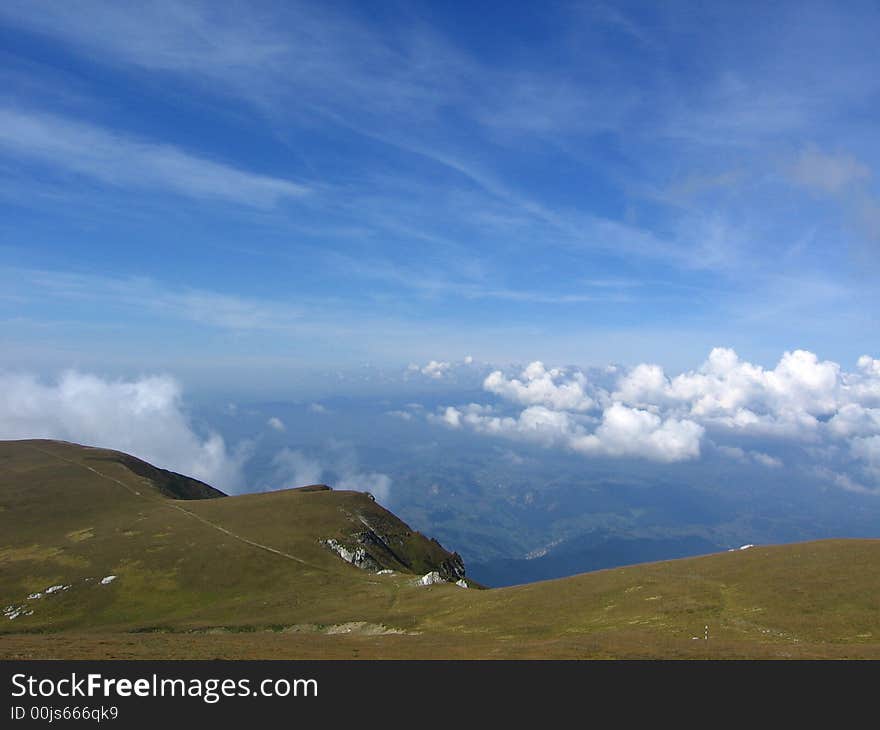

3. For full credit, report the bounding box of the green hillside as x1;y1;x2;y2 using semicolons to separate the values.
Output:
2;440;879;659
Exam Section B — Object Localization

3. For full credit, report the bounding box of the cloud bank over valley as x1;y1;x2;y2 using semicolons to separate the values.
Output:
426;348;880;493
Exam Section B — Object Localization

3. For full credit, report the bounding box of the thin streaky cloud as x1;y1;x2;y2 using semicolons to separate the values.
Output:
4;266;305;332
0;1;877;378
789;145;872;195
0;107;309;207
325;254;636;304
0;1;821;279
1;3;699;267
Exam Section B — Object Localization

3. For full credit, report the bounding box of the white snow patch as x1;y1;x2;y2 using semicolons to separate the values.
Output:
455;579;469;589
27;592;43;600
100;575;117;585
738;544;755;551
376;569;395;575
44;584;70;594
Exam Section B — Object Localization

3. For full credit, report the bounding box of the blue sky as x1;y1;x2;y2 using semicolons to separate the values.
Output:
1;0;877;395
4;2;880;574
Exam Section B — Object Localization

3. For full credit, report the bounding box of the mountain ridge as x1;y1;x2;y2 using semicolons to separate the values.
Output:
2;439;880;659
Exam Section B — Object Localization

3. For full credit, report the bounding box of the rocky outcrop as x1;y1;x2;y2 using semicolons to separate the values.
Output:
437;552;466;582
417;571;444;586
321;531;469;581
414;572;470;588
320;501;470;582
321;538;382;571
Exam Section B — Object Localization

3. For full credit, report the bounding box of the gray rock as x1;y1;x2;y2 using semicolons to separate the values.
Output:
416;571;444;586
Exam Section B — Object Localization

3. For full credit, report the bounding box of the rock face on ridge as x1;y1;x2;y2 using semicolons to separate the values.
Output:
322;538;383;571
318;490;469;582
436;551;466;582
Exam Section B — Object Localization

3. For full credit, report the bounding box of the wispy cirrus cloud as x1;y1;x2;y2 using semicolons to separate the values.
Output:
1;0;878;380
0;1;470;123
0;107;309;207
786;144;880;259
2;265;541;369
2;266;305;332
327;252;641;305
0;1;761;276
790;145;871;195
0;1;291;78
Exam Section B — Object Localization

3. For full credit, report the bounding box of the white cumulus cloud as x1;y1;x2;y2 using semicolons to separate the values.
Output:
270;449;324;488
0;370;247;492
337;472;391;503
427;348;880;482
613;348;844;438
570;403;703;462
408;357;482;381
421;360;452;379
851;436;880;479
717;445;783;468
484;361;595;411
432;401;702;462
268;446;392;504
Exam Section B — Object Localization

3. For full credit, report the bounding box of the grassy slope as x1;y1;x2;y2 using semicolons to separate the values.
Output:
2;440;879;659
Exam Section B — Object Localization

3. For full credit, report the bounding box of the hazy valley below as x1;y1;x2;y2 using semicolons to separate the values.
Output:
192;394;880;587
